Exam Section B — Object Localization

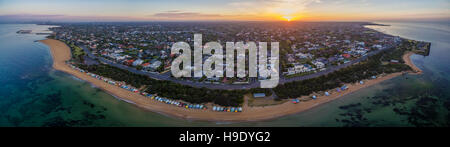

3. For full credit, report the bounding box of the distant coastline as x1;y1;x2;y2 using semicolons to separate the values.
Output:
39;38;422;122
364;22;391;26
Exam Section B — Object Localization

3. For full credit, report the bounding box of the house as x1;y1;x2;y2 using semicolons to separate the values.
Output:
287;68;295;75
114;54;126;61
294;64;307;73
328;57;338;63
372;44;382;49
125;59;135;66
357;41;365;47
141;63;151;68
342;54;351;58
287;55;295;62
313;61;325;69
295;53;310;59
149;61;162;69
132;59;144;66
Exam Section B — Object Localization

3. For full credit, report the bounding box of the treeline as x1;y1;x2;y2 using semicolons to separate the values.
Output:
274;43;412;99
76;63;246;106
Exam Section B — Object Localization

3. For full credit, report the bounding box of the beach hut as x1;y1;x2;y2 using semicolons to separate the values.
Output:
325;92;330;96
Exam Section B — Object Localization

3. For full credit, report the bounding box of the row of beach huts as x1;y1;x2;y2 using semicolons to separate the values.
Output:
291;84;350;103
212;106;243;112
68;63;242;112
291;76;375;104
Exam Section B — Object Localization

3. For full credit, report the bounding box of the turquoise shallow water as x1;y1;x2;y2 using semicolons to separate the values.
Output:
0;22;448;127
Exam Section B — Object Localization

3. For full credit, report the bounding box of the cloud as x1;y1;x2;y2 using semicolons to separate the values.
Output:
0;14;138;22
0;14;66;22
227;0;322;15
148;10;274;21
151;11;222;18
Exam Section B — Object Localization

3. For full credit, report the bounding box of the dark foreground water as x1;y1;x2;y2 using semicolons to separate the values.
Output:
0;22;448;127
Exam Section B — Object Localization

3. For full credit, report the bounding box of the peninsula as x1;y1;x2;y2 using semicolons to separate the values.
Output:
40;34;428;121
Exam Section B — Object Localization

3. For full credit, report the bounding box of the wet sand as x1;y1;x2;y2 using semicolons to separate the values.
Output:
40;39;420;122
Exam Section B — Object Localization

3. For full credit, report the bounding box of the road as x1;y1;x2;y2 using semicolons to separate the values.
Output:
80;45;391;90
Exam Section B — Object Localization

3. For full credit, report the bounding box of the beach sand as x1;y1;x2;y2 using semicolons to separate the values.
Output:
403;51;423;74
40;39;421;122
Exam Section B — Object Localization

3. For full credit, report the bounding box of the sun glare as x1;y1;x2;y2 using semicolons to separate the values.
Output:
282;16;293;22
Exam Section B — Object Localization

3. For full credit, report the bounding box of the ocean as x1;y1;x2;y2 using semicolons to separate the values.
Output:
0;22;448;127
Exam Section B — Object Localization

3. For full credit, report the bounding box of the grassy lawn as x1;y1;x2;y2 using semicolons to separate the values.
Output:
246;94;288;107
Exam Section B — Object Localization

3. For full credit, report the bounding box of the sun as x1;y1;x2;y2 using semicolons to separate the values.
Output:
282;16;293;22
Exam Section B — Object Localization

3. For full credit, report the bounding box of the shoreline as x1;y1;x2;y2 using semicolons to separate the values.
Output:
40;39;420;122
403;51;423;74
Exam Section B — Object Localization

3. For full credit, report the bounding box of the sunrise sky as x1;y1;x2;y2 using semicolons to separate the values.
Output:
0;0;449;22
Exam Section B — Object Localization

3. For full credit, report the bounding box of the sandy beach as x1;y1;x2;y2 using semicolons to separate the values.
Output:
40;39;421;122
403;51;423;74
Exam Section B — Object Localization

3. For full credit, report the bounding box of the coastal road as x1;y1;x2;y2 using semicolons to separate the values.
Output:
80;45;390;90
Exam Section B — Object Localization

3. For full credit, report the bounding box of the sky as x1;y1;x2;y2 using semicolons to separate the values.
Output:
0;0;449;22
